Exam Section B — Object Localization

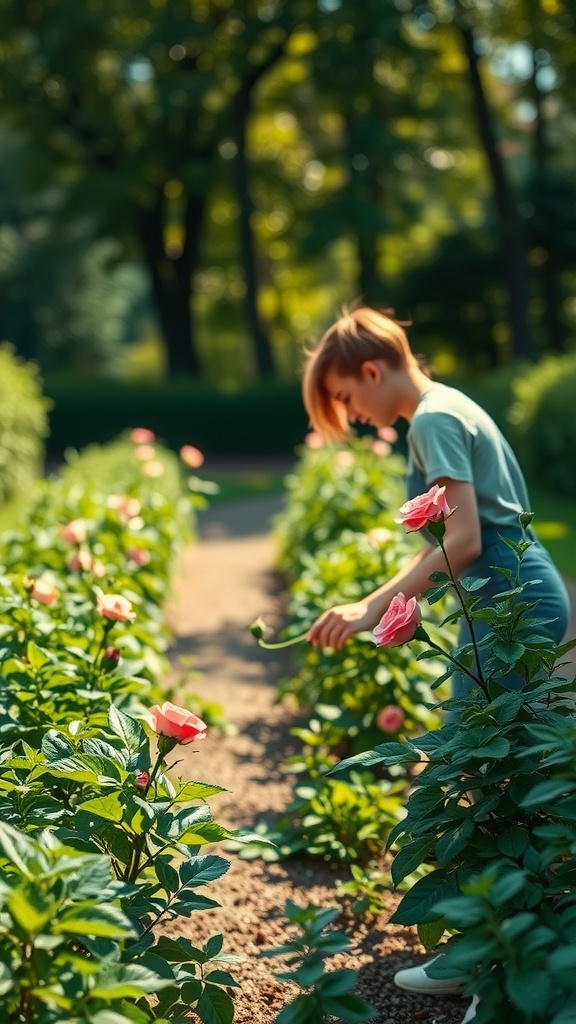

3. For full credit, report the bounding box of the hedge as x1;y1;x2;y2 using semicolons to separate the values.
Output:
43;375;308;458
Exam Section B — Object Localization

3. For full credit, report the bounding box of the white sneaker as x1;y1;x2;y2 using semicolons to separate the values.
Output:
461;994;479;1022
393;954;466;995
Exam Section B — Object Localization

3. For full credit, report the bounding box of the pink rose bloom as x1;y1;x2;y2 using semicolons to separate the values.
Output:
148;701;207;744
29;578;59;606
378;426;398;443
371;439;391;457
180;444;204;469
305;431;324;449
395;484;454;532
135;770;151;788
67;549;93;573
142;460;164;478
96;591;137;622
135;444;156;462
131;428;156;444
127;546;151;567
107;495;141;520
373;593;421;647
60;519;87;544
376;705;405;733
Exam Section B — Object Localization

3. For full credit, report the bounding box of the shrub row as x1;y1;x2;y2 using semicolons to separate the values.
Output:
0;431;253;1022
43;375;308;458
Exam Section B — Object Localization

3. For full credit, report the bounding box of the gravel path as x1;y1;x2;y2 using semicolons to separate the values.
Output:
163;490;576;1024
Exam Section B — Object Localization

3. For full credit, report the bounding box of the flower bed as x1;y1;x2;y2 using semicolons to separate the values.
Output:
0;430;258;1023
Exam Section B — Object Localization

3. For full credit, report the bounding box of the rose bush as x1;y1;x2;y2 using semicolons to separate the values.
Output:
0;430;254;1022
330;498;576;1023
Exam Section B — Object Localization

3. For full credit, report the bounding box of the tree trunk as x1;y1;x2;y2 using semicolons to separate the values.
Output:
458;14;532;361
139;191;204;376
234;88;275;377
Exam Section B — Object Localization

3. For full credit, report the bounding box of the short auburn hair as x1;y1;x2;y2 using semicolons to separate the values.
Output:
301;306;419;440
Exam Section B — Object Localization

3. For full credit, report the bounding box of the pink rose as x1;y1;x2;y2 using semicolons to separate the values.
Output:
376;705;405;733
29;578;59;606
131;428;156;444
373;593;421;647
378;426;398;443
135;444;156;462
142;460;164;478
67;549;93;573
135;770;151;788
304;431;324;449
395;485;454;532
107;495;141;520
148;701;207;744
180;445;204;469
96;591;137;622
60;519;87;544
127;546;151;567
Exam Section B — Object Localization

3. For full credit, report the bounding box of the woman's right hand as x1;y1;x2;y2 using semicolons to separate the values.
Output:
305;600;382;650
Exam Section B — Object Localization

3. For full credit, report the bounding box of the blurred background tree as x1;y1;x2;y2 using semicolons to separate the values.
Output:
0;0;573;383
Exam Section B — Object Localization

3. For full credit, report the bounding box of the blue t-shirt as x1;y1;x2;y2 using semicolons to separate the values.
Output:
406;382;532;529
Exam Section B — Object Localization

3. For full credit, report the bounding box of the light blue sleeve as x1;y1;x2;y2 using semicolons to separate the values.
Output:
408;411;475;486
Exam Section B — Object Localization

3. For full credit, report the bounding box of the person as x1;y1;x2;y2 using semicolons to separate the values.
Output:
301;305;571;1024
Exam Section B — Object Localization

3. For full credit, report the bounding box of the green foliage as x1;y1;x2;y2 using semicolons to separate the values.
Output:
330;518;576;1023
262;901;375;1024
508;353;576;498
0;344;50;504
0;431;251;1022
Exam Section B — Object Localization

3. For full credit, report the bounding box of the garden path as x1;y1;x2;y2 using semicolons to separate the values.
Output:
162;481;576;1024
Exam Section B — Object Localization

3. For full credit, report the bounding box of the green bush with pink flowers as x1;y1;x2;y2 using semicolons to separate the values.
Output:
244;437;456;901
0;429;260;1023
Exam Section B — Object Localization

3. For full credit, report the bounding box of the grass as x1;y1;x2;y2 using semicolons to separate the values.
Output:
207;469;290;504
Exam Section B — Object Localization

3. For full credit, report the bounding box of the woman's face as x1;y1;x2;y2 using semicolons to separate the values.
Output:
324;361;400;430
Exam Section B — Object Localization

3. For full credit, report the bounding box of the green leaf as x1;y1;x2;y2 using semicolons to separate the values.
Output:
79;794;124;823
92;963;171;999
459;576;491;592
492;640;526;665
196;984;234;1024
204;933;224;959
108;706;144;752
391;836;434;885
0;821;36;877
26;639;51;669
54;904;135;939
329;742;418;774
390;870;460;926
42;730;75;761
180;854;230;887
521;779;576;808
417;917;447;950
318;993;375;1021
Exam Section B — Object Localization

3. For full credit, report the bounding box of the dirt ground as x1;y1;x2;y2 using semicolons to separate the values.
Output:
163;483;576;1024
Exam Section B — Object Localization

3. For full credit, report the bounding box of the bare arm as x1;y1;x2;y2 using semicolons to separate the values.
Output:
306;479;482;649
